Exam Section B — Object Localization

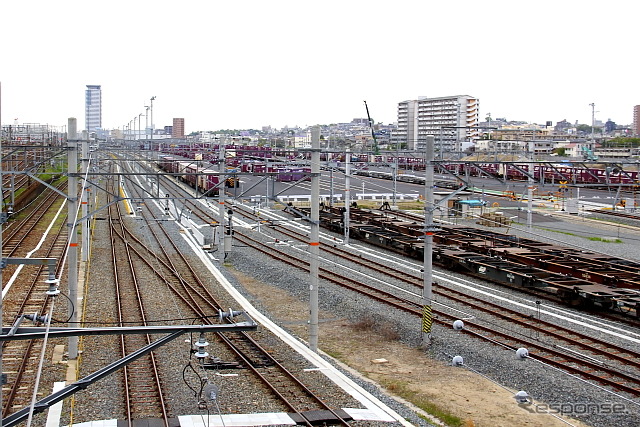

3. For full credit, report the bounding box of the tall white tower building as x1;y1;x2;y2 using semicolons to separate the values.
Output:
85;85;102;132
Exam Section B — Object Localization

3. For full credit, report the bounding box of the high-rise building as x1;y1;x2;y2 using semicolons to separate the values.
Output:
85;85;102;132
396;100;418;149
397;95;479;151
633;105;640;136
172;118;185;138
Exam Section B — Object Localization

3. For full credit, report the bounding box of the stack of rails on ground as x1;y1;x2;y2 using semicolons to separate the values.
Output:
2;142;640;427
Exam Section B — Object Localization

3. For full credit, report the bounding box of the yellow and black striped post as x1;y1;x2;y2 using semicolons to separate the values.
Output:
422;303;432;336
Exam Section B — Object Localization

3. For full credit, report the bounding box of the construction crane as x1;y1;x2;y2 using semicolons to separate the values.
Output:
363;100;380;155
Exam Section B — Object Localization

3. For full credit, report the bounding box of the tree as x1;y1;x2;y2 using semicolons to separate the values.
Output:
576;124;602;134
606;137;640;148
554;147;567;156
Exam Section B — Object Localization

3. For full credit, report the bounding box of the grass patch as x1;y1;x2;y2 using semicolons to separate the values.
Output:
538;226;623;243
352;316;400;341
322;349;344;359
538;226;576;237
378;378;465;427
587;236;623;243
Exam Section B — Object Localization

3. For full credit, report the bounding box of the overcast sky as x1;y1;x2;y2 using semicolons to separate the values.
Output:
1;1;638;133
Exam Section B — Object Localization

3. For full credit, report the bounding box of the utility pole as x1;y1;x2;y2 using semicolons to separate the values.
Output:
392;131;399;206
144;105;150;140
67;118;79;359
590;102;596;143
1;80;4;427
218;145;226;260
344;148;351;244
329;166;334;207
150;96;156;145
309;126;320;352
422;135;436;347
527;140;534;229
81;136;90;262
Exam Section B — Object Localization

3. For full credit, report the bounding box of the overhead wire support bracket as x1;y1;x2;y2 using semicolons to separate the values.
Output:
0;321;258;342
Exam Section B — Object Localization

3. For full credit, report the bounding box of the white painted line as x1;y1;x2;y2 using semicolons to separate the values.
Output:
2;199;67;299
352;242;640;343
178;412;296;426
179;232;411;426
46;381;65;427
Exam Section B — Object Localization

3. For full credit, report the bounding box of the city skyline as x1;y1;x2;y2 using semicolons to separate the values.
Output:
1;1;638;132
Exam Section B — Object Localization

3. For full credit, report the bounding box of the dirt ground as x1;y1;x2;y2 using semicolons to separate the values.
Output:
230;268;589;427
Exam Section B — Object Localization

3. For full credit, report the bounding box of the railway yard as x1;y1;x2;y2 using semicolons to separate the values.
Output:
2;146;640;427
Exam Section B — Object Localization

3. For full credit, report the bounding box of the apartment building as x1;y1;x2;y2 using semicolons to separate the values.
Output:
633;105;640;136
396;95;479;152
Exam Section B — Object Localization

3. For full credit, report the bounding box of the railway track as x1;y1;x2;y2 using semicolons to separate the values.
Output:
1;188;68;417
592;209;640;221
301;205;640;317
2;181;67;258
135;153;640;413
107;182;169;424
381;208;640;324
255;217;640;366
94;159;353;425
229;226;640;397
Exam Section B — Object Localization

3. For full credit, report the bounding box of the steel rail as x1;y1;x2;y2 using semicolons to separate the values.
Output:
119;160;351;426
107;177;169;426
232;229;640;397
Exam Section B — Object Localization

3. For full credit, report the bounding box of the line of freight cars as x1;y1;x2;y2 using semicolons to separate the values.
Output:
357;161;640;186
158;145;639;186
158;146;425;169
442;162;640;186
353;162;639;188
157;155;311;196
158;147;312;180
157;155;239;196
338;161;640;188
159;145;275;161
240;162;311;182
288;205;640;317
350;169;464;190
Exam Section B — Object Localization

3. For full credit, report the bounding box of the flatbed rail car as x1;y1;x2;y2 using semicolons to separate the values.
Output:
433;227;640;289
347;208;640;290
287;206;640;316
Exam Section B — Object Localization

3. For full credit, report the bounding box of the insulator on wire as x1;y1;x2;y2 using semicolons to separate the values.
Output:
24;313;49;323
218;308;244;322
45;278;60;296
194;332;209;358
